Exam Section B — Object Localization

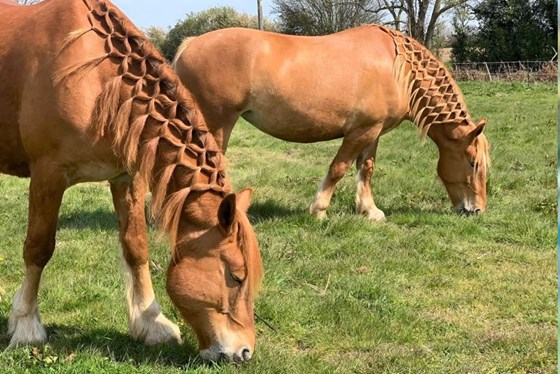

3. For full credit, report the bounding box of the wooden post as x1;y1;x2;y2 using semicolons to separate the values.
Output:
484;62;492;81
257;0;263;30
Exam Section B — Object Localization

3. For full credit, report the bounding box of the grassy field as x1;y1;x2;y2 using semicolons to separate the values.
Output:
0;82;557;373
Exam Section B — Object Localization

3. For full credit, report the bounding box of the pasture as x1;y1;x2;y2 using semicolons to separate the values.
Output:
0;81;556;373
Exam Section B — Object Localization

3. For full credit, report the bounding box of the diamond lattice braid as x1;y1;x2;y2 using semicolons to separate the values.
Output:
379;26;471;137
55;0;229;245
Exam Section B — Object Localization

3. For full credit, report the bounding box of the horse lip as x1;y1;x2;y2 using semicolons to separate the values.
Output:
454;205;482;216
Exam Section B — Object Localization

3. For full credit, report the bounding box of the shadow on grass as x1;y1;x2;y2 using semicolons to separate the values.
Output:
383;206;452;217
57;209;117;232
0;315;204;368
248;199;302;224
57;199;308;230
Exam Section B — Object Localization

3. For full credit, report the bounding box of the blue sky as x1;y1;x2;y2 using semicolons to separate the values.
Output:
111;0;274;30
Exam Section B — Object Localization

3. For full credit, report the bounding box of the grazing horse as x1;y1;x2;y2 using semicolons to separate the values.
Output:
1;0;262;362
173;26;490;221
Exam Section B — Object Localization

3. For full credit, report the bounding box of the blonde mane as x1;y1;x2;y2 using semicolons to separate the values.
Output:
236;210;263;295
54;0;230;246
475;133;490;169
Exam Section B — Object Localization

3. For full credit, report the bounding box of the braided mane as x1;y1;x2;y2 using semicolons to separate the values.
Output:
54;0;230;246
380;26;470;138
380;26;489;169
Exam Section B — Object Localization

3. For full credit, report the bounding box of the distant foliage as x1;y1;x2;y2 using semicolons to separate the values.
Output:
450;3;477;62
143;26;167;54
273;0;381;36
160;7;277;61
453;0;558;62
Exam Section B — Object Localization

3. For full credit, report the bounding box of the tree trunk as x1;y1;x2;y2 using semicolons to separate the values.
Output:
257;0;263;30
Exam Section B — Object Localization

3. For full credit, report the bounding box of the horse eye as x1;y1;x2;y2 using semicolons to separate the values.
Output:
230;271;244;284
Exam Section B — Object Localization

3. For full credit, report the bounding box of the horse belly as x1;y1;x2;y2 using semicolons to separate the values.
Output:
242;109;344;143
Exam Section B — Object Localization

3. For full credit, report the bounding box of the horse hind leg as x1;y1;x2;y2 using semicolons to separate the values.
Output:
9;164;66;346
310;125;383;219
355;138;386;221
109;175;181;345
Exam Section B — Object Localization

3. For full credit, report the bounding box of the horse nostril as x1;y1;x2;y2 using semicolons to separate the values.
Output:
474;208;481;215
241;347;252;361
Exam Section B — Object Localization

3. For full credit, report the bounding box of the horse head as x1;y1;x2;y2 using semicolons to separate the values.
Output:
431;119;489;214
166;188;263;362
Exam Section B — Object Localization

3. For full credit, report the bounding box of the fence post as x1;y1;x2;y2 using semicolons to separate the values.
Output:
484;62;492;81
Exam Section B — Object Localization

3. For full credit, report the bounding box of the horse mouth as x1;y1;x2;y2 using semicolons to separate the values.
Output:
455;206;483;215
200;346;253;363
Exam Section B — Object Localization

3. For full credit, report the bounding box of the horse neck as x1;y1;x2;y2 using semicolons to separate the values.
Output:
75;0;230;243
382;26;471;138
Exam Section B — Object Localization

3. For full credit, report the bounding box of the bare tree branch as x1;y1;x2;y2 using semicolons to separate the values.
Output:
375;0;473;47
273;0;383;35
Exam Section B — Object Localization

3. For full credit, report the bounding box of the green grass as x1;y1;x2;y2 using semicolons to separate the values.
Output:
0;81;557;373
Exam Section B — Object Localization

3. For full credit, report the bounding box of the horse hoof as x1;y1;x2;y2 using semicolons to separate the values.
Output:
312;210;327;220
8;315;48;347
366;209;386;222
132;311;182;346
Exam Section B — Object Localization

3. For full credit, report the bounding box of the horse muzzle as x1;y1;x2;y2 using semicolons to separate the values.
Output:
454;204;483;216
200;345;253;363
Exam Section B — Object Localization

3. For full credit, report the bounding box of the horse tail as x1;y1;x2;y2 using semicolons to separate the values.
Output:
172;36;197;69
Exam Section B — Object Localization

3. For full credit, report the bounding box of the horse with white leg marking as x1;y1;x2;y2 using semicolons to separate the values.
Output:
1;0;262;363
173;26;490;220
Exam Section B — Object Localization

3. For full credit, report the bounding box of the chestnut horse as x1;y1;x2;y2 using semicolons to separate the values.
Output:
173;27;490;221
1;0;262;362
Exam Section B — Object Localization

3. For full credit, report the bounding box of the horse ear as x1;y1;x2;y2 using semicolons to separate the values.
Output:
236;188;253;213
469;119;486;141
218;194;237;232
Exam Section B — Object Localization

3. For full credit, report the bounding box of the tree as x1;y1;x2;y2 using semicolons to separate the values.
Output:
377;0;470;48
532;0;557;48
450;2;476;62
473;0;558;61
273;0;382;36
143;26;167;54
160;7;276;61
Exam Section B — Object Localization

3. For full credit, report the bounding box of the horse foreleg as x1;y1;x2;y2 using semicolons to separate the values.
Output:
9;164;66;346
310;126;382;219
206;113;240;154
110;175;181;345
355;138;385;221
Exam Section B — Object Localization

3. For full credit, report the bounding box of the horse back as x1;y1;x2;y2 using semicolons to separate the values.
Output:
175;26;407;143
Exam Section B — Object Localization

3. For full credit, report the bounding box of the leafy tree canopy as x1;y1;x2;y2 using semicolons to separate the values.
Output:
454;0;558;62
160;7;276;61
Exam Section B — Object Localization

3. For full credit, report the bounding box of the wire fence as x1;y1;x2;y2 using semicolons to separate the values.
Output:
451;60;557;83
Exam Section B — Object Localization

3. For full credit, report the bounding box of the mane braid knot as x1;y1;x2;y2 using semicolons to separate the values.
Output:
379;26;470;137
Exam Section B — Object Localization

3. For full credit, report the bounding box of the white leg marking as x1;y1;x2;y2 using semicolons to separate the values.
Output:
310;179;333;219
9;265;47;346
355;174;385;222
122;258;182;345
